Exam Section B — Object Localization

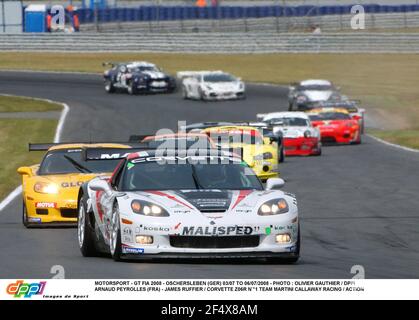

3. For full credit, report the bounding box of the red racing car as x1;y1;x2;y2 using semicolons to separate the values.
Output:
307;108;361;145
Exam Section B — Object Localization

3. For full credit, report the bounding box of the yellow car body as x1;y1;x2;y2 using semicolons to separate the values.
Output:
17;143;130;227
202;126;280;181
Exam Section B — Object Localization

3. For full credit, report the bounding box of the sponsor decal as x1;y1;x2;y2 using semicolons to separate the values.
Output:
122;235;133;243
6;280;46;298
28;217;42;223
123;227;132;235
35;202;57;209
182;226;253;236
265;227;272;235
61;181;84;188
174;222;181;230
231;190;252;209
143;226;170;232
122;247;144;254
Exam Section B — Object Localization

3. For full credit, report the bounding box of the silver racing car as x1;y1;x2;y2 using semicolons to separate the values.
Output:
77;148;300;263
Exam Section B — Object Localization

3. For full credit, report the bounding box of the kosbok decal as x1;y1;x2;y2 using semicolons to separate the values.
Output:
6;280;46;298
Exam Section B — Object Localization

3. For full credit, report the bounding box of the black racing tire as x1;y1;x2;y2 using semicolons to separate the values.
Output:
127;82;138;95
78;193;98;257
279;146;285;163
182;86;189;99
313;143;322;156
198;88;205;101
104;80;115;93
110;202;122;262
22;201;30;228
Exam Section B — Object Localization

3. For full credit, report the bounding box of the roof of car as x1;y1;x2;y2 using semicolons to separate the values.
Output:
299;79;332;86
262;112;309;121
202;126;263;136
48;143;131;151
126;61;156;68
307;108;350;114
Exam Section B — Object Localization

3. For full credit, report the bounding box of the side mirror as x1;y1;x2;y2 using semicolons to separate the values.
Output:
17;167;32;176
89;179;112;196
265;178;285;190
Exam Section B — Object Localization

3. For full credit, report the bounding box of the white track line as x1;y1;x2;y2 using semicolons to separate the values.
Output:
0;95;69;212
367;134;419;153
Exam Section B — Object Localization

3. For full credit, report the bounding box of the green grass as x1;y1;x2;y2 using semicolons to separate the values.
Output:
368;129;419;150
0;95;62;113
0;97;59;199
0;52;418;149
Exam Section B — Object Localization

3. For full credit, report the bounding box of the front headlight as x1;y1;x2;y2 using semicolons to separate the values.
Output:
258;198;289;216
131;200;169;217
204;84;212;91
239;82;244;90
296;95;307;102
34;182;59;194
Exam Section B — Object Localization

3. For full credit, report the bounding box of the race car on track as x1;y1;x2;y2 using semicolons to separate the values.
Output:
17;143;131;227
77;148;300;262
178;71;245;101
182;122;285;163
200;125;280;181
129;132;217;149
314;100;366;134
307;108;361;145
257;112;322;156
288;79;345;111
103;61;176;95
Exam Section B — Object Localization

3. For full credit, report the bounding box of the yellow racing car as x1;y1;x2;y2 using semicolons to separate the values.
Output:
17;143;131;228
202;125;280;181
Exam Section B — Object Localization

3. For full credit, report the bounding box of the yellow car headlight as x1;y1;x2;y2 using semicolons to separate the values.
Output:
34;182;59;194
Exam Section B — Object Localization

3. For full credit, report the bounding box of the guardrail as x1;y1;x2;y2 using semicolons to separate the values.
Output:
1;33;419;53
77;4;419;23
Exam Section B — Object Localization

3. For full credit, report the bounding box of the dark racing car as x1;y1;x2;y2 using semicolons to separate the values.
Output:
103;61;176;95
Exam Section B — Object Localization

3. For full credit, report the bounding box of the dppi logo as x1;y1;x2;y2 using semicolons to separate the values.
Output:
6;280;46;298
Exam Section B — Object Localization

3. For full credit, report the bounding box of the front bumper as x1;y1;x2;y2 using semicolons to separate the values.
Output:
284;137;321;156
25;195;78;225
202;90;245;100
119;215;299;258
121;251;298;260
319;128;359;144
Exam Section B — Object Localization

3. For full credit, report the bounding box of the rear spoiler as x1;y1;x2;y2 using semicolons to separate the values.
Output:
28;142;144;152
82;145;151;161
83;146;243;161
128;135;153;143
29;143;61;151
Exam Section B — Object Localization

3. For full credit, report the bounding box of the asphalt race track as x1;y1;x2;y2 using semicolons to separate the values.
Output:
1;71;419;279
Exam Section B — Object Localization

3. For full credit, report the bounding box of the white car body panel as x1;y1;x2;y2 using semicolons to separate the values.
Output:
87;180;299;256
179;70;245;101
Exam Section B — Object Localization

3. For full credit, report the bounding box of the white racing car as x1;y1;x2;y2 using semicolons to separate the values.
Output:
178;71;246;101
77;147;300;262
257;112;322;156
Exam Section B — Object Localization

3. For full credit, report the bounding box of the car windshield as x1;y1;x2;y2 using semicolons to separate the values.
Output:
121;161;262;191
131;66;158;72
298;85;333;91
38;149;121;175
145;137;213;149
203;74;235;83
209;131;264;145
266;117;309;127
309;112;351;121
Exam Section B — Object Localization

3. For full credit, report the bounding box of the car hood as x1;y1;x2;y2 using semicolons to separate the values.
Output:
203;82;241;91
274;126;311;138
140;70;167;79
127;189;278;214
301;90;334;102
